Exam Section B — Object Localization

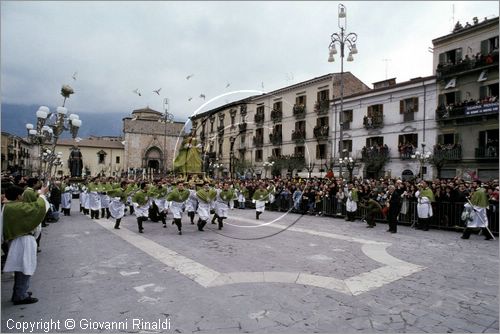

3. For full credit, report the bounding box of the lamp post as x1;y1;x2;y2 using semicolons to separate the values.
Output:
26;99;82;177
161;97;174;175
328;3;358;179
339;155;356;182
411;142;432;180
262;161;274;179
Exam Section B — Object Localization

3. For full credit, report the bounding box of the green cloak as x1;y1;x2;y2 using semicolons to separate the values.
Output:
219;189;235;201
419;188;435;202
252;189;270;201
166;188;190;202
132;191;148;206
3;197;47;241
196;188;217;203
471;188;488;208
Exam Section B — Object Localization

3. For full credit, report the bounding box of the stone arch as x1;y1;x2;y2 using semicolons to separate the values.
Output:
143;146;164;171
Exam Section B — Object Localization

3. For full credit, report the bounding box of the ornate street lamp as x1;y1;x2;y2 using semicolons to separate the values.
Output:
25;85;82;178
411;142;432;180
262;161;275;179
328;3;358;178
339;155;357;182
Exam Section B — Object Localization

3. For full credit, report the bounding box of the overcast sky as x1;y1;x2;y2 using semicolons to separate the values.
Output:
1;1;498;122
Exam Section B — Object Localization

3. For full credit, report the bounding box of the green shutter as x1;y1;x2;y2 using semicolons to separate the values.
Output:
454;133;460;145
439;52;446;65
481;40;489;55
437;134;444;145
400;100;405;114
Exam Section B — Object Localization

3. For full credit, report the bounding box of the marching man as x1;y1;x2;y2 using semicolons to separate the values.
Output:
166;181;190;235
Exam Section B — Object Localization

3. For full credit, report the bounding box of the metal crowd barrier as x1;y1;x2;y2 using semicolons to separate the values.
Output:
256;197;499;235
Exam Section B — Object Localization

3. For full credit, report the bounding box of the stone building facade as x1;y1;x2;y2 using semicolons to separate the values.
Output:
122;107;186;173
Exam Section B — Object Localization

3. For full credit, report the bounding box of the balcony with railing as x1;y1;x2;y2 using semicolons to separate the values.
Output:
238;142;247;152
291;130;306;144
475;146;499;160
314;100;330;115
269;132;282;146
436;52;499;79
271;109;283;123
293;104;306;119
313;125;329;140
217;125;225;135
436;101;499;122
361;145;390;162
253;136;264;147
238;123;247;133
254;112;265;125
433;144;462;161
398;144;415;160
363;115;384;129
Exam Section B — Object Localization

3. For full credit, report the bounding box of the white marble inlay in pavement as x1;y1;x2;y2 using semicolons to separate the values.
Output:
95;217;425;296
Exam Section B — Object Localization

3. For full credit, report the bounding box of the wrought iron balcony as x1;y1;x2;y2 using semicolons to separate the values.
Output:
238;123;247;133
436;102;499;121
269;133;282;146
253;136;264;147
271;109;283;122
433;145;462;161
363;115;384;129
361;146;390;162
291;130;306;144
475;146;499;160
217;125;225;135
313;125;329;140
436;53;499;79
293;104;306;119
254;112;265;124
314;100;330;115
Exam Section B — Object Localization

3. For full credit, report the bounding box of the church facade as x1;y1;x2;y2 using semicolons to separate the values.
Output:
122;107;186;175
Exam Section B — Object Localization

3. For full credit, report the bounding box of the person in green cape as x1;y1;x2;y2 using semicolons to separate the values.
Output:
108;182;127;229
196;182;217;231
252;182;270;220
166;181;190;235
214;182;235;230
415;180;435;231
132;182;150;233
461;180;494;240
2;184;50;305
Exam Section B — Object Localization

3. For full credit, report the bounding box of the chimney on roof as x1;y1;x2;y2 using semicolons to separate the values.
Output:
372;78;396;89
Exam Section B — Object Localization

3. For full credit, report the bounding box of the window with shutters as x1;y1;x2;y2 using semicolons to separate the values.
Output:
342;109;353;129
439;91;461;106
479;83;499;100
316;144;327;159
272;148;281;157
339;140;352;157
294;146;305;157
255;149;263;162
438;48;463;65
366;104;384;128
400;97;418;122
481;36;499;55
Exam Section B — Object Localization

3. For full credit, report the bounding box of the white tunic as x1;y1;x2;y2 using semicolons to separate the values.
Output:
89;192;101;211
61;191;72;209
197;201;212;221
415;191;433;218
169;201;185;219
345;190;357;213
463;203;488;228
109;197;125;219
254;200;267;213
2;195;50;276
185;190;198;212
100;193;110;209
154;198;168;212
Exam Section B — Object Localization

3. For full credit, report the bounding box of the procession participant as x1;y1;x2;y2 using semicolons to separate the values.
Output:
166;180;190;235
236;182;248;209
61;185;72;216
125;182;139;216
88;181;102;220
214;182;235;230
79;184;87;214
196;182;217;231
345;182;359;222
415;180;435;231
461;181;494;240
132;182;150;233
185;182;199;225
99;180;112;219
154;184;169;228
2;184;50;305
211;182;222;224
359;191;382;228
252;182;270;220
108;182;127;229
